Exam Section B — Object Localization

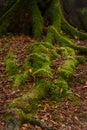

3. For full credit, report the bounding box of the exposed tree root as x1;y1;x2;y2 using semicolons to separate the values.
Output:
47;26;87;54
61;15;87;40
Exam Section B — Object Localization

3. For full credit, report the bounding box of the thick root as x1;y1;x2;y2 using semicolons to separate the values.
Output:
49;26;87;53
61;15;87;40
5;79;51;129
58;57;78;79
31;0;44;39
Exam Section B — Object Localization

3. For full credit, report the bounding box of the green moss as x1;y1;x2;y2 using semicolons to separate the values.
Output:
9;79;50;113
4;41;55;89
47;26;87;53
12;66;30;89
23;42;57;81
28;42;57;59
5;79;51;125
29;43;49;54
66;92;81;106
45;0;62;43
58;57;78;79
29;53;50;64
76;56;86;64
46;28;54;43
13;74;26;88
9;98;38;115
49;77;68;100
76;45;87;53
25;53;50;73
23;70;30;79
31;80;50;97
5;108;34;124
5;61;18;77
49;26;76;48
4;50;14;61
33;68;52;79
61;14;87;40
4;50;18;77
59;47;75;57
49;77;68;102
46;0;61;30
4;50;30;88
50;48;58;59
9;97;35;113
31;0;44;39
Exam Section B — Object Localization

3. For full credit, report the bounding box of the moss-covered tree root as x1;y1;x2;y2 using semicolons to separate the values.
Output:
5;41;57;129
61;14;87;40
47;26;87;54
5;80;51;130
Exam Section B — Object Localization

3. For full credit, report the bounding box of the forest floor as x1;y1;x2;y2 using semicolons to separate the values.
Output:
0;35;87;130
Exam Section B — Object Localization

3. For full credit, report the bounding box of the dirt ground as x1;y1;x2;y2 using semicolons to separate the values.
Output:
0;35;87;130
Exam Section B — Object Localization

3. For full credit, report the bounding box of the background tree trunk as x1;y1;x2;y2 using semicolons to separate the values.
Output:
62;0;87;31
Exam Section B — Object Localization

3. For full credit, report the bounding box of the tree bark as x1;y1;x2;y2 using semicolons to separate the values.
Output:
62;0;87;31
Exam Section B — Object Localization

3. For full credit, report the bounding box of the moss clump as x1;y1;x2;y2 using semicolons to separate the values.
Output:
58;57;78;79
28;53;50;68
49;77;68;99
59;47;75;57
25;53;51;80
23;70;30;79
4;50;31;88
4;50;18;77
24;42;57;81
28;42;57;59
76;56;86;64
13;69;31;89
33;68;52;79
5;61;18;77
13;74;26;88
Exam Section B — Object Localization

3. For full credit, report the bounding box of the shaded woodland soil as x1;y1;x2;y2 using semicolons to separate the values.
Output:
0;35;87;130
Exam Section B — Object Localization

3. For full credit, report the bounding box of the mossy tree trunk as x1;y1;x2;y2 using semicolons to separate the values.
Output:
1;0;87;129
62;0;87;31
